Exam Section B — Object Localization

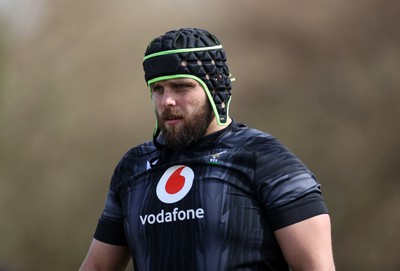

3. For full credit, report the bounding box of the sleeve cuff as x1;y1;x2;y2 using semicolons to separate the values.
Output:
94;216;128;246
268;193;329;231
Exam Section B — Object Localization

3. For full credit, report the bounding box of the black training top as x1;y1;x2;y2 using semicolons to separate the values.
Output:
94;121;328;271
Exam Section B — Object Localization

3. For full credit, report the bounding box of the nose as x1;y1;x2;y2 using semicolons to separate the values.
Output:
160;88;176;107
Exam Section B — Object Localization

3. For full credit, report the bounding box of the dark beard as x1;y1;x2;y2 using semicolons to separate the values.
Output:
159;102;214;150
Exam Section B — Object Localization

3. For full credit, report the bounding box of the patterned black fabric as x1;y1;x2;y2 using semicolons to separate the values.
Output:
94;122;328;271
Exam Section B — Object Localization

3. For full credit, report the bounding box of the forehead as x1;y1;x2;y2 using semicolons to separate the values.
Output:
150;77;199;87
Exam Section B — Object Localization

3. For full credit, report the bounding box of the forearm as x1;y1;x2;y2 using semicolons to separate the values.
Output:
275;214;335;271
80;239;131;271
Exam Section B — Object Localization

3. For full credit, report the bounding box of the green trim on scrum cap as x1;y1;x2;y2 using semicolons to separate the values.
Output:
143;45;223;61
147;74;229;127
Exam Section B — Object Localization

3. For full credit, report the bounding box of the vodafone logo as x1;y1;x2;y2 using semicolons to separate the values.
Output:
156;165;194;204
140;165;203;225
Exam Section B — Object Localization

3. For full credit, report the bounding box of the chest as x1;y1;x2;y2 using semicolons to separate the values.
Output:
120;149;265;233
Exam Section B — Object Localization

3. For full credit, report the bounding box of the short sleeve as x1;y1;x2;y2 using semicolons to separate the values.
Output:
255;138;326;228
93;159;127;246
268;192;328;231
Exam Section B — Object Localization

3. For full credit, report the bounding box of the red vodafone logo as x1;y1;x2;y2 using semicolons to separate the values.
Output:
156;165;194;204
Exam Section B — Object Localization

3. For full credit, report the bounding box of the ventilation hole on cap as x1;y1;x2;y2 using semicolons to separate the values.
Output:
206;74;210;80
206;33;220;45
211;60;216;65
217;74;223;80
181;60;187;67
197;60;202;65
174;33;184;49
221;102;226;109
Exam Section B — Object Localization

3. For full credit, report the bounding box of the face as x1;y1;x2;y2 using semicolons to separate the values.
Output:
151;78;214;150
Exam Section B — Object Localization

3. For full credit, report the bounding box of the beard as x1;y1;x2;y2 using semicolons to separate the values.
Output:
158;101;214;150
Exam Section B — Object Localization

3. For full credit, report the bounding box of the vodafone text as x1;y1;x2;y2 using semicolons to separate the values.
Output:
140;207;204;225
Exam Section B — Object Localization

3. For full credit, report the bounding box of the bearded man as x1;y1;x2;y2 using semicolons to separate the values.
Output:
80;27;335;271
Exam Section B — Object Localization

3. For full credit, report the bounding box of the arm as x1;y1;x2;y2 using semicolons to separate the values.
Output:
79;238;131;271
274;214;335;271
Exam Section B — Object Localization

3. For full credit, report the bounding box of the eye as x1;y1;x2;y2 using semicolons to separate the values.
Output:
173;82;195;91
151;85;163;94
175;83;188;90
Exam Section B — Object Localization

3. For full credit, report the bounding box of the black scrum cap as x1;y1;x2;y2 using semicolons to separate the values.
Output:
143;28;233;126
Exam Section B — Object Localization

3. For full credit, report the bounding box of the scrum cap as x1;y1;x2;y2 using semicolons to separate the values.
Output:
143;28;232;126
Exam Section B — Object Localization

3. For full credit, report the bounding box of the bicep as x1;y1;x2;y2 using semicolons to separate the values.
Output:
80;238;130;271
274;214;335;271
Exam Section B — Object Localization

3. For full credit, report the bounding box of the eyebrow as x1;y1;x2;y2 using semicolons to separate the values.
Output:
170;80;197;87
151;79;197;89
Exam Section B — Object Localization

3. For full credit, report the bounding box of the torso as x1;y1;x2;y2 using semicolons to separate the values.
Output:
108;122;319;270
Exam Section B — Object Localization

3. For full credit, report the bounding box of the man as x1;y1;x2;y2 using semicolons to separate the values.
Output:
80;27;335;271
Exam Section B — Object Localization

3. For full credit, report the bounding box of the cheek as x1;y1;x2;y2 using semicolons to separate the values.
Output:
189;98;204;109
152;97;162;111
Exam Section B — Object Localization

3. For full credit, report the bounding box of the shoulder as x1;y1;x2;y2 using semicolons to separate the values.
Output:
114;140;159;174
123;140;159;159
223;122;282;151
226;122;310;175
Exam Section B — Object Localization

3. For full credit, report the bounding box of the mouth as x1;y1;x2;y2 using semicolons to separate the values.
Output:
163;115;183;125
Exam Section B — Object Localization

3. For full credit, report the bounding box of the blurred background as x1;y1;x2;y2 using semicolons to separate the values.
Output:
0;0;399;270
